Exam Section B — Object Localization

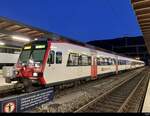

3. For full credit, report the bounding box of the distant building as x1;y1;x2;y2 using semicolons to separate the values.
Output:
87;36;150;65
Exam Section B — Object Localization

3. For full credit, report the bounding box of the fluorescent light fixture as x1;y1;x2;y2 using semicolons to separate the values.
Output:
34;38;38;41
0;42;5;45
12;35;30;42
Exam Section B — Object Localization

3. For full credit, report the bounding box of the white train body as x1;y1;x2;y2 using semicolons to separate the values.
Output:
8;39;145;90
0;53;20;70
44;42;144;85
0;53;19;64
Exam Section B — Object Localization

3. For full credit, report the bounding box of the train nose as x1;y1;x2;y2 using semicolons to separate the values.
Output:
20;67;33;77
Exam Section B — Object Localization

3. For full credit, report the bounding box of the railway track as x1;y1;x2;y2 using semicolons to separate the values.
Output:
54;68;144;99
0;68;144;99
74;68;149;113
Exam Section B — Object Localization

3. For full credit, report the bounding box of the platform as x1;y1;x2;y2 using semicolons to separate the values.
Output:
142;76;150;112
0;71;15;90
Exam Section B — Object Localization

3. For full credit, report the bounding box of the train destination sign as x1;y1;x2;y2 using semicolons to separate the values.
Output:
24;46;31;50
0;87;54;113
35;45;46;49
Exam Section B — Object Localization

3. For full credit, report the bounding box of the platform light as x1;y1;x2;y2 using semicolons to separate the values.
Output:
12;35;30;42
0;41;5;45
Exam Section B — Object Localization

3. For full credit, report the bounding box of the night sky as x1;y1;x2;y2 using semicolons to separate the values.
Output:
0;0;142;42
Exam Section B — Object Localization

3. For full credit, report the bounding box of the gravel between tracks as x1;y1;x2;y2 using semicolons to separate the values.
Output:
31;68;144;113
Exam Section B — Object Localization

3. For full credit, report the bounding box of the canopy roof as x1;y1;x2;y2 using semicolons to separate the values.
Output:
131;0;150;54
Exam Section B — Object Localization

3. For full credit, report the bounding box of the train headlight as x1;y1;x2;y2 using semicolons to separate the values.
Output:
33;73;38;77
35;63;40;68
15;71;19;75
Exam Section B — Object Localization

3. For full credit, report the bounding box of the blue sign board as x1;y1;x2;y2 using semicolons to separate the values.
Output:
0;87;54;113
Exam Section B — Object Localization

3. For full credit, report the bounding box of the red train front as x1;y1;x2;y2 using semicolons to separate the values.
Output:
12;40;50;92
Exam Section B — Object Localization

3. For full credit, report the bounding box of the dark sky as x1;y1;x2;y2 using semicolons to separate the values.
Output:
0;0;142;42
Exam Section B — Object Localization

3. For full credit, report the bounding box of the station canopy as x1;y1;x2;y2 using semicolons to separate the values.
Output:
0;17;54;47
0;17;91;49
131;0;150;54
0;16;141;59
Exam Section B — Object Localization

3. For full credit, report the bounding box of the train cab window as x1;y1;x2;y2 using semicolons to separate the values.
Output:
48;50;55;64
56;52;62;64
67;53;79;66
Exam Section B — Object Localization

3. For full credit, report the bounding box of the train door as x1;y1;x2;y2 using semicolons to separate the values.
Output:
91;56;97;80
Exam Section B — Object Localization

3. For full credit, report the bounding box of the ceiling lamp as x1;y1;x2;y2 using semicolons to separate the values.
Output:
0;41;5;45
12;35;30;42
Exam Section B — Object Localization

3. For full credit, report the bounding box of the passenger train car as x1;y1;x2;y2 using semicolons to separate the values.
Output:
0;46;20;69
5;38;145;92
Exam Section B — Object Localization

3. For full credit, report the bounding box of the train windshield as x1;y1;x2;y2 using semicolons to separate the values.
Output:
19;44;47;66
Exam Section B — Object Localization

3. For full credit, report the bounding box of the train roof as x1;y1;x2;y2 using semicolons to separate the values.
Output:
29;38;144;63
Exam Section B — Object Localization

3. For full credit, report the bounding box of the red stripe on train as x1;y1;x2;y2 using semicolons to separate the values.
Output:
39;40;51;85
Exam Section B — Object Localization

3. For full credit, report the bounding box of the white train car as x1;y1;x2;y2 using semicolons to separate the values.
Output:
5;39;145;92
0;53;19;64
0;47;20;69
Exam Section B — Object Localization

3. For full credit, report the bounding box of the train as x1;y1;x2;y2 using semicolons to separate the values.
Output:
0;46;20;69
4;38;145;92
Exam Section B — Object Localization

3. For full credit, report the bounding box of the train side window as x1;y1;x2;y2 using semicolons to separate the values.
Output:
67;53;79;66
112;59;116;65
80;55;89;66
105;58;108;65
111;58;113;65
56;52;62;64
48;50;55;64
102;58;105;66
97;58;100;65
88;56;92;65
108;58;112;65
99;57;103;66
118;60;120;65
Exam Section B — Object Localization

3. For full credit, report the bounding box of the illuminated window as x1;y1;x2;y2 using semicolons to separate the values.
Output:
97;58;100;65
56;52;62;64
80;55;89;66
67;53;79;66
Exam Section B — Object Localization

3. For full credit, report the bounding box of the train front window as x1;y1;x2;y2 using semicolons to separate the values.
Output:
19;50;31;63
19;44;47;65
30;45;46;64
19;45;32;64
31;49;46;63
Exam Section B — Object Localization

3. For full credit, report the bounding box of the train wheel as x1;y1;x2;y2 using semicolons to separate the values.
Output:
14;82;24;91
23;79;35;93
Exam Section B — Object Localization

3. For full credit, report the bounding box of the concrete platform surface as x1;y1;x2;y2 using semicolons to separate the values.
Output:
142;79;150;112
